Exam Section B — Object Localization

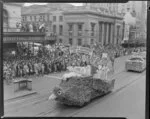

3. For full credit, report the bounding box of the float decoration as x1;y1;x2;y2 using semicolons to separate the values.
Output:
49;45;116;106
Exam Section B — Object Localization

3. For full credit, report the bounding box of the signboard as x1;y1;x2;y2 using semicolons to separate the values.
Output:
3;36;44;43
69;46;93;56
45;32;57;41
3;32;46;43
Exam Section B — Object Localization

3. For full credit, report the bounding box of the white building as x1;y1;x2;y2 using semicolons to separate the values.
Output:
3;3;23;32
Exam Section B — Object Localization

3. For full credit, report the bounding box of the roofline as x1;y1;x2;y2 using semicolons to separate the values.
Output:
4;3;23;7
63;10;123;20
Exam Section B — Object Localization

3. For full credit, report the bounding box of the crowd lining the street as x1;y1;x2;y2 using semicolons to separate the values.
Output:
3;42;146;85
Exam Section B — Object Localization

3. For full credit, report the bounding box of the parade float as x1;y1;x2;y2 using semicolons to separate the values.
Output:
49;44;116;107
125;55;146;73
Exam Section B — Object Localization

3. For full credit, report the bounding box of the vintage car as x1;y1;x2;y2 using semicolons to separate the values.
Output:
125;56;146;72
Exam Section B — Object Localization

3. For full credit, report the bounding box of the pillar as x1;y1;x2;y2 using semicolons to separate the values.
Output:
101;22;105;45
110;23;114;44
106;23;109;45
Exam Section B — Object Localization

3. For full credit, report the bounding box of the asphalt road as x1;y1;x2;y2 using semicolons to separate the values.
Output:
4;55;146;118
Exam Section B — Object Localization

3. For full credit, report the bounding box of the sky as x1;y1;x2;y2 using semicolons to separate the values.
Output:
24;3;83;6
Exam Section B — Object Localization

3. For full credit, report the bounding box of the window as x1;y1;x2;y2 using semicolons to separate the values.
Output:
22;17;24;21
30;16;32;21
69;38;73;45
59;25;63;35
43;16;45;21
40;16;42;21
78;24;82;31
68;24;73;31
91;23;95;31
59;39;62;43
34;16;36;21
3;9;8;28
59;16;63;22
78;24;83;36
47;14;50;21
91;39;94;44
53;16;56;22
77;39;82;46
68;24;73;36
91;23;95;36
53;25;56;33
25;16;27;21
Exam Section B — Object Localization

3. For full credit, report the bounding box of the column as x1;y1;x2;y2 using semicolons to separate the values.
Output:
106;23;109;45
103;23;107;45
75;23;78;46
101;22;105;45
110;23;114;44
99;22;102;43
108;23;111;44
114;25;117;44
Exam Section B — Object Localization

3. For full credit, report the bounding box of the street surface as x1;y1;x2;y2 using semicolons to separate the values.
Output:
4;55;146;118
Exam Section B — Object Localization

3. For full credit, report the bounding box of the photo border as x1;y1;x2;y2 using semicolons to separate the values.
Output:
0;0;148;119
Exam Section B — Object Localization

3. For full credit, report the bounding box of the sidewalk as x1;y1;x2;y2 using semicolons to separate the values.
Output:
4;71;67;101
4;55;130;101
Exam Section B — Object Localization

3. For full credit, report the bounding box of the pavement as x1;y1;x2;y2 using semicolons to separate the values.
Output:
4;55;128;101
4;71;67;101
3;55;146;118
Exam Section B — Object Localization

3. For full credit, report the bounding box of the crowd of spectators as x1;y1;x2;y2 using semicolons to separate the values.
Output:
4;41;145;85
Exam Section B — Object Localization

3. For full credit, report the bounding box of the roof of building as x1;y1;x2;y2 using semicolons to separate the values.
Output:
22;3;75;15
63;9;123;19
4;3;24;7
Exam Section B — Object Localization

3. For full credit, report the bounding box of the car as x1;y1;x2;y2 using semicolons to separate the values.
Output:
125;56;146;72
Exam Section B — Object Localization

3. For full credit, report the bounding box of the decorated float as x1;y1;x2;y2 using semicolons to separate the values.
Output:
125;55;146;73
49;44;116;107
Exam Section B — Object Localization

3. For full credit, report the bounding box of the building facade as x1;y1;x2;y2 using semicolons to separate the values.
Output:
63;9;124;46
119;1;147;39
3;3;23;32
21;3;124;46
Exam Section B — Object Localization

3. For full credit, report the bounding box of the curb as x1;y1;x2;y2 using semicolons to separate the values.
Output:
4;90;37;102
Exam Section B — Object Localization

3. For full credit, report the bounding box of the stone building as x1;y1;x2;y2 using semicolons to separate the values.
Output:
3;3;23;32
118;1;147;39
21;3;74;43
21;3;124;46
63;7;124;46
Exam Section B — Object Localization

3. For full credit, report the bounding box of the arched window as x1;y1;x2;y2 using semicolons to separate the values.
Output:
3;9;9;29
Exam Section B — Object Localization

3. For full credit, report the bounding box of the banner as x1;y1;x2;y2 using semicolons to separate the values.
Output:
69;46;93;56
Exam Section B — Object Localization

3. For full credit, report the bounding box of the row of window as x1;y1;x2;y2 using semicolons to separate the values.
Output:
68;23;95;31
53;23;95;36
68;31;95;36
22;15;63;22
68;24;83;31
53;16;63;22
53;25;63;35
